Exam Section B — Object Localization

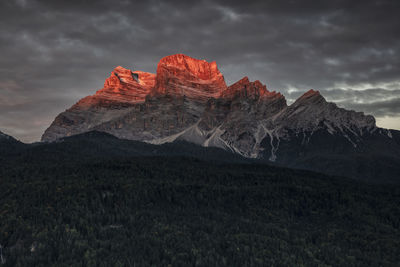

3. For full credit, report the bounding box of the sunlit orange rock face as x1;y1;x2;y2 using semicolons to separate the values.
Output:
82;54;229;106
94;66;155;104
79;55;285;107
153;54;227;101
71;66;155;110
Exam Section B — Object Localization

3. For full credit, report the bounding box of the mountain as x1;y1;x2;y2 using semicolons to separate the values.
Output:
42;54;400;183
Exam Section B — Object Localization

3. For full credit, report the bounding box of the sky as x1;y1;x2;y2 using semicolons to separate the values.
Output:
1;0;399;142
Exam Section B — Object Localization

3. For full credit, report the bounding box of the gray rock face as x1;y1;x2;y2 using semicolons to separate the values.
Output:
41;54;400;182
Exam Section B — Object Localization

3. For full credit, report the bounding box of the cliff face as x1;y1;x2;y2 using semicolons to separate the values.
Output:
41;54;400;182
96;66;155;104
153;54;227;101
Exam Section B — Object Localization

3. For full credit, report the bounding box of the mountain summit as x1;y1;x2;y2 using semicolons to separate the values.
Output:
153;54;227;100
42;54;400;182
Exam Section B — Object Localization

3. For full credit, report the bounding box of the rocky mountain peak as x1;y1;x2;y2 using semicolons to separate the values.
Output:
276;89;376;136
153;54;227;100
158;54;221;80
303;89;320;96
294;89;326;105
221;76;284;101
229;76;250;87
92;66;155;104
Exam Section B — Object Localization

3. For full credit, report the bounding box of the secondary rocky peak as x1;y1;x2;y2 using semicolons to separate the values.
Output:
222;77;262;99
301;89;323;99
154;54;227;101
305;89;319;94
276;89;377;136
221;76;283;101
293;89;326;106
94;66;155;104
227;76;251;90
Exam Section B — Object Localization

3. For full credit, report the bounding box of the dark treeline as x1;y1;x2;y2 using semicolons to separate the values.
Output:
0;136;399;266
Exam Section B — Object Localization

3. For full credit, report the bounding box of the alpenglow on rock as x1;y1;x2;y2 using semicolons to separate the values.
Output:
153;54;227;101
42;54;400;182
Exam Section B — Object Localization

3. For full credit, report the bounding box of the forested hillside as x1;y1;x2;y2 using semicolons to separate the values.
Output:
0;134;399;266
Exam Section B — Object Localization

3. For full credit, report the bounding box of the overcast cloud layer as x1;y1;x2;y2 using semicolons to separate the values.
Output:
1;0;399;142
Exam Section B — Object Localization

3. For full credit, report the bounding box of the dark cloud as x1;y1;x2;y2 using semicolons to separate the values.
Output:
0;0;399;142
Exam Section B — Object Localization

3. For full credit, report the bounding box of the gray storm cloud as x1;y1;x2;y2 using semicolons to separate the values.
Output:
0;0;399;142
